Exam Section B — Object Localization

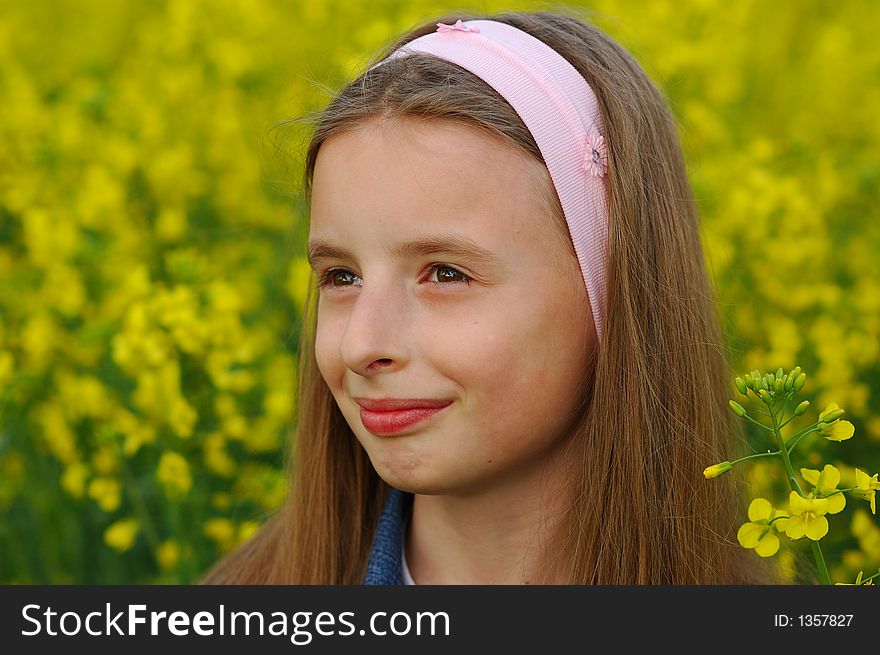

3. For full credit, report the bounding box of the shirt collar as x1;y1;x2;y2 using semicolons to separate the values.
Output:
362;486;412;584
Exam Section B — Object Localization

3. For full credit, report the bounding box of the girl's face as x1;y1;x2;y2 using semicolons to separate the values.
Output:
309;117;595;495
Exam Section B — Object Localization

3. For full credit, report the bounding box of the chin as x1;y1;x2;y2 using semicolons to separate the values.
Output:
373;463;486;497
367;456;446;494
362;436;485;493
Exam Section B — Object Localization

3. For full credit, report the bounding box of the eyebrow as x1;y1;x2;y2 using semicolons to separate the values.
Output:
306;234;500;268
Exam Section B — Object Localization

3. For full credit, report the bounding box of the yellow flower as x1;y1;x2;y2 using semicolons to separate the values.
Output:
854;469;880;515
203;518;235;550
168;399;198;438
784;491;830;541
60;462;89;498
155;207;188;243
88;476;121;512
737;498;789;557
703;461;732;479
203;433;236;477
156;451;192;498
800;464;846;514
817;402;855;442
818;402;843;422
156;539;180;570
238;521;260;543
112;409;156;457
104;518;139;552
36;403;79;465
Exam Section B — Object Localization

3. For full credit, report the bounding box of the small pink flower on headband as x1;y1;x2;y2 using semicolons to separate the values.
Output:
436;19;480;34
583;123;607;178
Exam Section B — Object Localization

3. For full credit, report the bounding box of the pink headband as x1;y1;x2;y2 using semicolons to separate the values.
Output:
368;18;610;344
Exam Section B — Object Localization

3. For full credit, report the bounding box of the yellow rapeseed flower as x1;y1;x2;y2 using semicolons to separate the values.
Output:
60;461;89;499
111;408;157;457
817;402;855;442
36;403;79;465
168;399;198;438
854;469;880;515
156;451;192;498
238;521;260;543
104;518;139;552
203;433;236;477
737;498;789;557
156;539;180;570
800;464;846;514
203;518;235;547
703;461;732;479
88;476;121;512
155;207;188;243
785;491;830;541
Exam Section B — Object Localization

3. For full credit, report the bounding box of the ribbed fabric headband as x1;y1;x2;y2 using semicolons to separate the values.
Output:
368;18;610;343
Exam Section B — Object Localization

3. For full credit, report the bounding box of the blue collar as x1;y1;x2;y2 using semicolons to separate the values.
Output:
362;487;412;584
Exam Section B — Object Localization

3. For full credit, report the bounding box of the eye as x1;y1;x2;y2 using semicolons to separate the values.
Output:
315;264;473;290
426;264;473;286
315;268;362;289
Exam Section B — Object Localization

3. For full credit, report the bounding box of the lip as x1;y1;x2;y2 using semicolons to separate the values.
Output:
355;397;452;411
355;397;453;436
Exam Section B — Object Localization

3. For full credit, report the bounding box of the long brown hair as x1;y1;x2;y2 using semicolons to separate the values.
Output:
201;8;782;584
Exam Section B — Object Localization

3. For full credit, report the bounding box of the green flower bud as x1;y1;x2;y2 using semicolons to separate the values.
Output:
794;400;810;416
735;377;747;395
784;370;796;392
794;372;806;392
821;408;845;423
768;372;776;385
774;377;784;394
703;461;733;479
793;366;802;376
759;389;771;403
775;367;784;380
761;377;769;391
729;400;747;417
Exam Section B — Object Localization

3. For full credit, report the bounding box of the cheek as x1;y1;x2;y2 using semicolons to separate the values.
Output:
314;312;343;388
459;308;587;448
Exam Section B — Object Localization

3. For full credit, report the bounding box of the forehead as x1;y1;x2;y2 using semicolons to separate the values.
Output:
309;117;553;241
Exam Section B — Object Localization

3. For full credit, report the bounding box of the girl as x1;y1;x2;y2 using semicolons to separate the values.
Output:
202;9;782;585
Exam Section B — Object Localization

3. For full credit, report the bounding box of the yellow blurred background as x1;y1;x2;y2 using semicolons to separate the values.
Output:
0;0;877;583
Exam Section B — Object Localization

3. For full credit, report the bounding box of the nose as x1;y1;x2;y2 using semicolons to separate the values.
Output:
338;276;408;376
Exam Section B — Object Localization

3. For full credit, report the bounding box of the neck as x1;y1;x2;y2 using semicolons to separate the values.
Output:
404;436;580;585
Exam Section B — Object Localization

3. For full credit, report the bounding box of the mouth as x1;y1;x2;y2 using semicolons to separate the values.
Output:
355;399;453;436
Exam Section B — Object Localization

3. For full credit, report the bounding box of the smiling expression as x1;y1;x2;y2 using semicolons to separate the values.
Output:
308;116;595;495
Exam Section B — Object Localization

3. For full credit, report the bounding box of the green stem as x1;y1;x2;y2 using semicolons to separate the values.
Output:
777;393;798;429
785;425;820;455
810;542;831;585
861;570;880;584
732;451;780;465
822;487;858;497
769;404;831;585
781;392;792;418
741;412;776;432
